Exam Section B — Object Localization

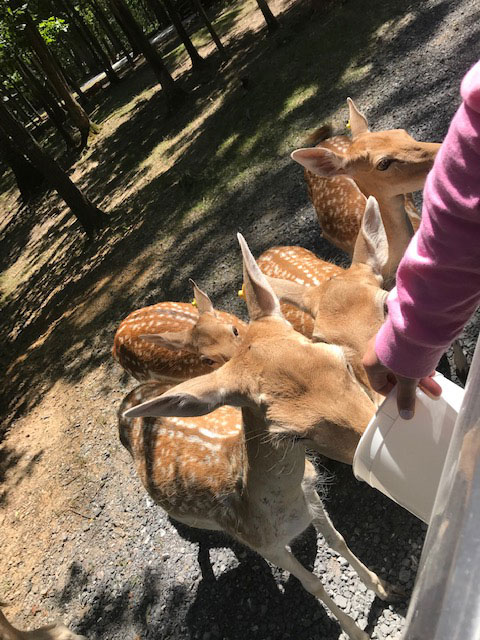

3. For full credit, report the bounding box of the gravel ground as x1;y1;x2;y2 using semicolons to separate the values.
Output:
4;0;480;639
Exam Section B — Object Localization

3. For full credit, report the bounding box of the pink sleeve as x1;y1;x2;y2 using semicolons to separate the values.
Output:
375;60;480;379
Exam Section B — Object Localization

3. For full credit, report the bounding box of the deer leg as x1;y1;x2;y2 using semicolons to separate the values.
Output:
261;545;368;640
308;493;405;602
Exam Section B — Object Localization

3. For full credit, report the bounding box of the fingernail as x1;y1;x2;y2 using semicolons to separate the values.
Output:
399;409;414;420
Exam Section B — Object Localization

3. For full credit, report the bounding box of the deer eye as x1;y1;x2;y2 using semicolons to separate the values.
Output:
200;356;215;366
232;326;239;337
376;158;394;171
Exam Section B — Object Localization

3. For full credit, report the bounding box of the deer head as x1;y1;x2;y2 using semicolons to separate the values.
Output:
125;234;376;465
267;197;389;399
291;98;440;280
292;98;440;200
140;280;245;368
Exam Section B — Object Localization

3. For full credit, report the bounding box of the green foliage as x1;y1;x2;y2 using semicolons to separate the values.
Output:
37;15;68;44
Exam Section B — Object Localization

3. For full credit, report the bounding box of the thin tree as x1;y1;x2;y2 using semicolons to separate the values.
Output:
107;5;141;57
57;0;121;84
21;9;98;149
0;97;107;238
16;56;78;149
9;74;43;121
255;0;279;32
108;0;186;109
188;0;227;60
145;0;205;71
0;81;34;127
0;126;45;202
86;0;134;65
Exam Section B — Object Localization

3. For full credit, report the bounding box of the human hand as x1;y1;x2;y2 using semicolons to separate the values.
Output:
362;337;442;419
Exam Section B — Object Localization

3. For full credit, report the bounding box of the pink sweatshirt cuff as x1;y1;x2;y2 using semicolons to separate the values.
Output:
375;304;446;379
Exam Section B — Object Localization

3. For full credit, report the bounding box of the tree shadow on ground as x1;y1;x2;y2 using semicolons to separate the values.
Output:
49;467;412;640
3;3;478;639
0;442;45;509
3;0;469;442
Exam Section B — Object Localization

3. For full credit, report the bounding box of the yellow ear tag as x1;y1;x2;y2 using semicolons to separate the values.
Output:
345;119;351;130
237;283;245;299
191;298;197;307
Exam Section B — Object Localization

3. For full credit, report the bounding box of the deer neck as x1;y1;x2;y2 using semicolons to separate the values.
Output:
241;407;306;496
374;194;413;284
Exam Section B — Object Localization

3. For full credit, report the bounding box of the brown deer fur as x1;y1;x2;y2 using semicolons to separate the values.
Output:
266;197;391;409
119;234;405;640
292;98;440;280
113;280;246;382
0;605;86;640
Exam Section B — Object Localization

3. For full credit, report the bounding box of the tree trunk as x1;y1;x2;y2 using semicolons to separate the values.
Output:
17;57;67;124
59;0;121;84
109;4;142;57
0;127;45;202
0;85;31;127
188;0;227;59
87;0;134;64
0;99;107;237
108;0;187;110
50;49;91;111
63;17;103;75
255;0;279;32
22;10;97;149
17;58;78;149
10;76;43;121
146;0;205;71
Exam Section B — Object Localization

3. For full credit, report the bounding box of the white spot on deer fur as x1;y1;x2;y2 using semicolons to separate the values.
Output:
198;427;240;439
185;435;220;451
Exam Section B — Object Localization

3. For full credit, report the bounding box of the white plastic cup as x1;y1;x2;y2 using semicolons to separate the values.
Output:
353;372;465;524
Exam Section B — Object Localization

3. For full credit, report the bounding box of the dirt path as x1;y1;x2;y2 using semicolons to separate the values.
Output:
1;0;479;638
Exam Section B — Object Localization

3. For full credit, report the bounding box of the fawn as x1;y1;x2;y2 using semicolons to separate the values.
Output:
119;234;404;640
113;280;246;382
292;98;440;280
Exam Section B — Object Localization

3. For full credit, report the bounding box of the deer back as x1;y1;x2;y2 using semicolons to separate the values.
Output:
113;302;245;382
257;246;342;337
119;381;246;532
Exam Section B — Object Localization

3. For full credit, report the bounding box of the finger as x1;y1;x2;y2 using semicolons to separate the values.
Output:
396;378;418;419
368;372;393;395
376;380;396;396
419;375;442;398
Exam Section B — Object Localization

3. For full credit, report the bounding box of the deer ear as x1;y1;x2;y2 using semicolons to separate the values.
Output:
189;279;214;315
266;276;317;317
237;233;281;321
347;97;369;137
123;369;242;418
352;196;388;276
291;147;345;177
140;329;194;352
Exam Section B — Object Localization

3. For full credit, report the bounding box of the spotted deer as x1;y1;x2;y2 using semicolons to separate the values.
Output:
0;605;86;640
266;198;462;386
119;233;405;640
257;245;343;337
264;197;391;403
292;98;440;280
113;280;246;382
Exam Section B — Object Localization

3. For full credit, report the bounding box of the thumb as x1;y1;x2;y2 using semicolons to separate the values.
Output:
396;377;419;420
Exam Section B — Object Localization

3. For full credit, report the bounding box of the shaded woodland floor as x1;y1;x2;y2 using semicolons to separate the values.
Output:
1;0;479;638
